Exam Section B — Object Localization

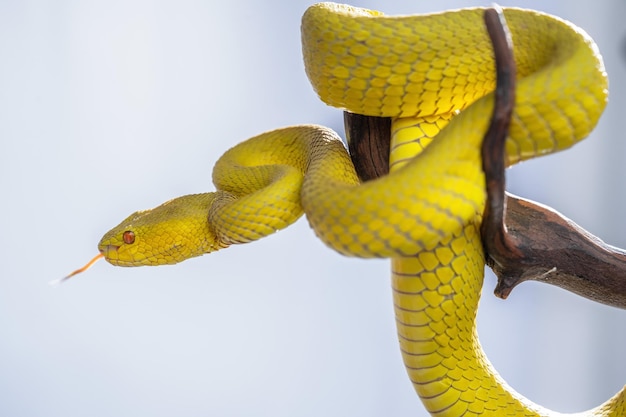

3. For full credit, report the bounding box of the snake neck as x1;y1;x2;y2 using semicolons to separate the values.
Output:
208;125;362;246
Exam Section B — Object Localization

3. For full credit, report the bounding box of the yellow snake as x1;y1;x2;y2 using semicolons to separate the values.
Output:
71;3;624;416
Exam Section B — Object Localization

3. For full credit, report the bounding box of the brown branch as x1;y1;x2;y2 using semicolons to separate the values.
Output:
344;112;391;182
480;7;522;262
495;194;626;309
345;6;626;309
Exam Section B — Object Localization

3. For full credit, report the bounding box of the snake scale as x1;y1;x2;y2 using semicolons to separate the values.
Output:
72;3;624;416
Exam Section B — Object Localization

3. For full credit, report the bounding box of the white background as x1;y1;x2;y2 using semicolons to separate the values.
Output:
1;1;625;416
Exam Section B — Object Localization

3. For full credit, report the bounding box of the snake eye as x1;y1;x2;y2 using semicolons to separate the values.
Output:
122;230;135;245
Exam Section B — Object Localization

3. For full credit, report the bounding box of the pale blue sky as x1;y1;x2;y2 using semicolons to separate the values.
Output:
1;1;625;416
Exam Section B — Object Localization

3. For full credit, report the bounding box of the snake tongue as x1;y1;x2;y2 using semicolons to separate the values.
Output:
53;253;105;285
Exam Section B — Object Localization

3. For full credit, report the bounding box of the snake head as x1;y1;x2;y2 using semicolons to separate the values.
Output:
98;192;225;267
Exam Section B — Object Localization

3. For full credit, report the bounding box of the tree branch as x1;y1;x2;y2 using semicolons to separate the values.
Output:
495;194;626;309
480;6;522;263
344;112;391;182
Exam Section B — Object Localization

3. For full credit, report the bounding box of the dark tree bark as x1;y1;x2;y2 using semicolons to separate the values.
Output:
344;113;390;182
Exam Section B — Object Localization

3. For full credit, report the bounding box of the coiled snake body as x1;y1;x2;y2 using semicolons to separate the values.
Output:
90;3;624;416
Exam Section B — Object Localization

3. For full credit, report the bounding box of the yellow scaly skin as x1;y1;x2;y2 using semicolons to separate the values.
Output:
96;3;624;416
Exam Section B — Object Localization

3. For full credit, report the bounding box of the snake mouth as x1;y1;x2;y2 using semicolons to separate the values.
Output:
99;244;122;265
99;243;187;266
